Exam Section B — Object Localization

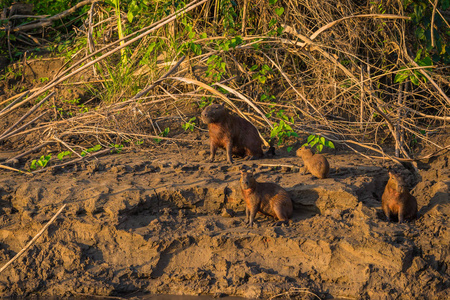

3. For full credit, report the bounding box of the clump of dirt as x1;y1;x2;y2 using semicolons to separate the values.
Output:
0;135;449;299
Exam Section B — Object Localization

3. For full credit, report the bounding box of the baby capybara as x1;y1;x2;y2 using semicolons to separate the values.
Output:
240;169;293;227
382;171;417;223
201;103;264;164
296;146;330;179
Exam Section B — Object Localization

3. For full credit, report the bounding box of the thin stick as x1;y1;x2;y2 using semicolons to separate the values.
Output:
430;0;438;47
0;92;55;137
241;0;247;36
0;204;66;274
395;82;404;158
360;65;364;130
0;164;33;176
52;136;83;158
0;111;48;142
11;0;95;32
130;55;186;101
0;91;29;113
5;141;53;163
309;14;410;41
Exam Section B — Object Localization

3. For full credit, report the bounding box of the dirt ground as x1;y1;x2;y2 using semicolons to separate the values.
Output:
0;128;449;299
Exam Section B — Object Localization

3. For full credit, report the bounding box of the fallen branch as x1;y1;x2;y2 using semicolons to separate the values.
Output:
10;0;96;32
0;91;29;114
0;164;33;176
0;204;67;274
0;91;54;137
5;141;53;163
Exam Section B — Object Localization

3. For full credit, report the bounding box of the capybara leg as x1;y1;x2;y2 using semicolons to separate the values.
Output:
248;208;258;227
245;206;250;224
226;141;234;164
382;205;390;222
398;206;405;223
209;143;217;162
272;207;289;226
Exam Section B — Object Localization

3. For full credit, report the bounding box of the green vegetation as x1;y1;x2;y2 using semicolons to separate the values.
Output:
302;135;335;153
0;0;448;167
30;154;52;170
182;117;197;131
82;144;102;157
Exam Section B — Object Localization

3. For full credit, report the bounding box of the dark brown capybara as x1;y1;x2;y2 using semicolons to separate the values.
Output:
382;170;418;223
296;146;330;179
201;103;273;164
240;169;293;227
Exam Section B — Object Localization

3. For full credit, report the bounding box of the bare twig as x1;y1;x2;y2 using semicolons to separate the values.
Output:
0;204;66;274
0;164;33;176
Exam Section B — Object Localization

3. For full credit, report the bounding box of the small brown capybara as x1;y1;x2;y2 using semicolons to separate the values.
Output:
201;103;270;164
240;169;293;227
296;146;330;179
382;171;417;223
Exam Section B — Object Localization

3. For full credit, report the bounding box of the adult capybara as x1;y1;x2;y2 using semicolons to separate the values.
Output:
201;103;265;164
382;170;417;223
240;169;293;227
296;146;330;179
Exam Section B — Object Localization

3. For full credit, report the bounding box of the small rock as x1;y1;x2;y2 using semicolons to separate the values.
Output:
408;257;427;274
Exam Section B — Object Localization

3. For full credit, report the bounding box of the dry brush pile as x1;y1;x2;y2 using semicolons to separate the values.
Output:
0;0;449;174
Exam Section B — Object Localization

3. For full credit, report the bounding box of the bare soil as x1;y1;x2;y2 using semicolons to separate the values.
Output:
0;131;449;299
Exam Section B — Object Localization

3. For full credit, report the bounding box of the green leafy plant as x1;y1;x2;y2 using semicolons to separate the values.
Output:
182;117;196;131
198;96;213;109
250;64;273;84
154;127;170;143
109;144;123;153
270;120;298;146
206;55;227;81
394;49;433;85
57;151;72;160
30;154;52;170
302;135;335;153
81;144;102;157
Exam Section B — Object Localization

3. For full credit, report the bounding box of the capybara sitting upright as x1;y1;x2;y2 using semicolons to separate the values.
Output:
296;146;330;179
240;169;293;227
382;171;417;223
201;103;264;164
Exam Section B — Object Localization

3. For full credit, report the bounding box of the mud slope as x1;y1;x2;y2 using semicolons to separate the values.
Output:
0;136;449;299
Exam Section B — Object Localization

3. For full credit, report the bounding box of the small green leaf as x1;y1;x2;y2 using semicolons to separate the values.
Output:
287;146;293;152
410;74;420;85
317;144;324;152
326;141;335;149
275;7;284;16
127;11;134;23
307;135;315;143
319;137;325;145
394;71;409;83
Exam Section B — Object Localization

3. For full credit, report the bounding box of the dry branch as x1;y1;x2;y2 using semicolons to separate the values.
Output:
10;0;96;32
0;164;33;176
0;92;55;138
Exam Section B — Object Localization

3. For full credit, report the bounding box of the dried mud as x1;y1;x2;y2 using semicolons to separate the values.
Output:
0;133;449;299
